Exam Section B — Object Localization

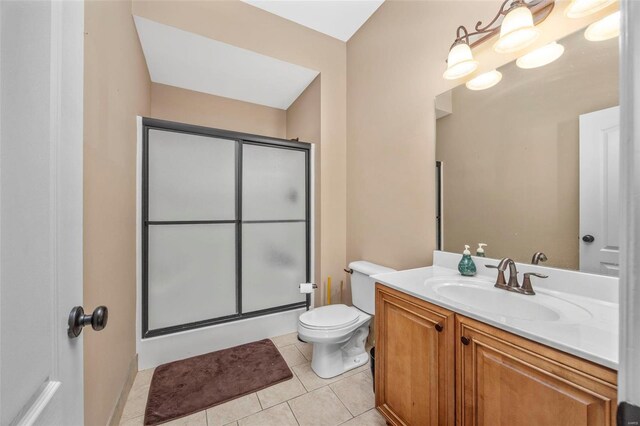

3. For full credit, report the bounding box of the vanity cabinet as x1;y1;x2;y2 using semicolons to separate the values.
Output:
375;284;455;426
374;284;618;426
456;315;617;426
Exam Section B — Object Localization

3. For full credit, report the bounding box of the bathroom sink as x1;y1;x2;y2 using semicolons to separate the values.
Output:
425;277;592;322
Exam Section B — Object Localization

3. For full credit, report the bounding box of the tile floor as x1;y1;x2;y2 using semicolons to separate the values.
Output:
119;333;386;426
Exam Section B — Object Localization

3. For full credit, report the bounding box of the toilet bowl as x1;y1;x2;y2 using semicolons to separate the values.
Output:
298;304;371;378
297;261;395;379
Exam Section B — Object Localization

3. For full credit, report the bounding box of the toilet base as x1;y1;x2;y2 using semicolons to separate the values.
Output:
310;324;370;379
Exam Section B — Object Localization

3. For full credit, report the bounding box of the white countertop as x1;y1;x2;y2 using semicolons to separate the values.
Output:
372;252;619;370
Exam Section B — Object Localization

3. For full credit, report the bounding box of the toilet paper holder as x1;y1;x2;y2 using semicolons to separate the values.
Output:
299;283;317;311
299;283;318;290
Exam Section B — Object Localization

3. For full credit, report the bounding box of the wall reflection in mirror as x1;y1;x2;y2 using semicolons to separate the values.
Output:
435;28;619;276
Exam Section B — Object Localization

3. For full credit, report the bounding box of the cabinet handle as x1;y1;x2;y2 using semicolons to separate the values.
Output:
435;323;443;332
461;336;471;345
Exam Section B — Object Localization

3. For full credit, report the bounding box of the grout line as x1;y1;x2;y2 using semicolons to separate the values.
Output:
326;386;354;421
229;393;262;425
256;393;265;411
286;401;301;426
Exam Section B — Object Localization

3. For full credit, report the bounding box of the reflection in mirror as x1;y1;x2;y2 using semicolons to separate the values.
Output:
435;29;618;275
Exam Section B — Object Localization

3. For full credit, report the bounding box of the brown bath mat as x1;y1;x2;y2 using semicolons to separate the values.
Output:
144;339;293;425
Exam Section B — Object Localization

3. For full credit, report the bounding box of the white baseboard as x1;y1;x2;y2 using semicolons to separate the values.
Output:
137;308;304;370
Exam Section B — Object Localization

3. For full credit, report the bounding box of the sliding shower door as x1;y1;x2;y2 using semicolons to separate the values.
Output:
142;118;309;337
242;144;308;313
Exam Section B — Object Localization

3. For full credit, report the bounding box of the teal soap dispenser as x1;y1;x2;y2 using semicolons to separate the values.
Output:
458;245;477;276
476;243;487;257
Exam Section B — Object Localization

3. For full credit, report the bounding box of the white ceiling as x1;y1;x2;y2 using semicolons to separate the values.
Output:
134;16;320;110
241;0;384;42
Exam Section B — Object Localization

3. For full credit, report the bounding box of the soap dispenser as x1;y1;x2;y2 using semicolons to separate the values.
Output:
458;245;477;276
476;243;487;257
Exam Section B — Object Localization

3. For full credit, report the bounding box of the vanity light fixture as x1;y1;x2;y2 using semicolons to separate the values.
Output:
565;0;616;18
442;0;554;80
584;11;620;41
466;70;503;91
443;41;479;80
516;41;565;69
493;1;540;53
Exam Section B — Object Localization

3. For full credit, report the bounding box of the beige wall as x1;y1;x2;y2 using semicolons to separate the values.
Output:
346;0;618;272
132;0;347;307
150;83;287;139
83;0;150;424
286;76;323;301
437;30;618;269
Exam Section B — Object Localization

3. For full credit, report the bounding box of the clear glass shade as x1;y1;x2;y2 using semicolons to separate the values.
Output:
494;5;540;53
584;11;620;41
565;0;616;18
465;70;502;91
443;42;479;80
516;42;565;69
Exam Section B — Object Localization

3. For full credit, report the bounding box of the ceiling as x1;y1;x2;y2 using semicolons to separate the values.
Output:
134;16;320;110
241;0;384;42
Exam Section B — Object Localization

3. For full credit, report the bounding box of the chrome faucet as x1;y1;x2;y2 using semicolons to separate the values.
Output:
531;252;548;265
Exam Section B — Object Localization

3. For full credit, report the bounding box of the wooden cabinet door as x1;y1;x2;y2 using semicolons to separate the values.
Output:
375;284;455;426
456;315;617;426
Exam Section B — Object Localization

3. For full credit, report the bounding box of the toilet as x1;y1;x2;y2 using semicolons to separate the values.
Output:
298;261;396;379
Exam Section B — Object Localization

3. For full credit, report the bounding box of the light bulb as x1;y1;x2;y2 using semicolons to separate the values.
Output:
584;11;620;41
565;0;616;18
466;70;503;91
494;5;540;53
443;42;479;80
516;42;565;69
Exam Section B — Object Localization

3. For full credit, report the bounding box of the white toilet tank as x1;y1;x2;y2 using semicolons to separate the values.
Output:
349;261;396;315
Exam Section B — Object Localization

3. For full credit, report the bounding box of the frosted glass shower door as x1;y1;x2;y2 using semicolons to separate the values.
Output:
242;144;308;312
145;129;238;333
142;118;311;337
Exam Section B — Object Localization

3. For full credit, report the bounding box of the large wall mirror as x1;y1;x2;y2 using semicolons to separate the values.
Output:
435;27;619;276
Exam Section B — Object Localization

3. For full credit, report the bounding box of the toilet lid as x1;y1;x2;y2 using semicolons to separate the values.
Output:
299;304;360;330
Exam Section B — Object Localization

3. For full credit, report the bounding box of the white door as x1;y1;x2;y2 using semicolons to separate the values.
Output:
0;1;85;425
579;106;620;276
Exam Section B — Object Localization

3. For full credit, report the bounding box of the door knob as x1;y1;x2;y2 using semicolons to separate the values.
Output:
67;306;108;338
582;235;595;243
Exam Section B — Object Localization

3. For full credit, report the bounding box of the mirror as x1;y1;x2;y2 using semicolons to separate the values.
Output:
435;28;619;276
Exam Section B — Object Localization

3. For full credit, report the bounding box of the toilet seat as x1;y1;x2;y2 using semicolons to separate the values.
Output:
299;304;360;330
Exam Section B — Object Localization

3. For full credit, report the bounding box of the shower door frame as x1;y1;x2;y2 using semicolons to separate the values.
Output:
141;117;311;338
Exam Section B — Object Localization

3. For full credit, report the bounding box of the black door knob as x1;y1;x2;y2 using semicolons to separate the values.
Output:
68;305;108;338
582;235;595;243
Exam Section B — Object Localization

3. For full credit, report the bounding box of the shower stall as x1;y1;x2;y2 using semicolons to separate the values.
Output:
140;118;310;338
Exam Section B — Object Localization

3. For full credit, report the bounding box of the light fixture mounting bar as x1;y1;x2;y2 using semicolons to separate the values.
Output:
450;0;555;50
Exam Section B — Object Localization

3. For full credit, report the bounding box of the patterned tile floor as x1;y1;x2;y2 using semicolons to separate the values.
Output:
119;333;385;426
